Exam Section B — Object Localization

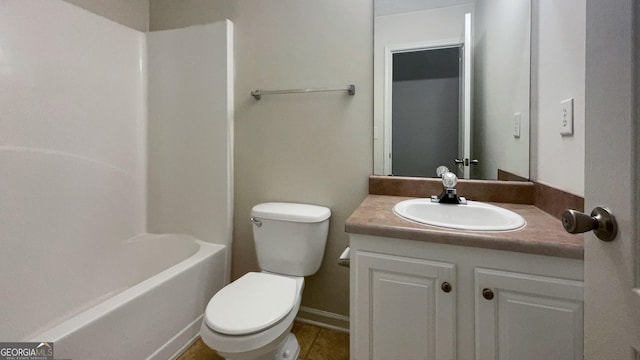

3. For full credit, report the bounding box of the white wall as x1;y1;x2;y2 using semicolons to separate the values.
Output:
473;0;530;179
0;0;146;340
531;0;586;195
232;1;372;322
147;21;234;276
374;4;474;174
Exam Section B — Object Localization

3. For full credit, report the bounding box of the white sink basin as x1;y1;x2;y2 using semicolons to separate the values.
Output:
393;199;526;231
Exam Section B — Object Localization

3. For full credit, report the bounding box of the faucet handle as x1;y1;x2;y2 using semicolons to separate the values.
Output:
432;171;465;204
436;166;450;177
442;172;458;188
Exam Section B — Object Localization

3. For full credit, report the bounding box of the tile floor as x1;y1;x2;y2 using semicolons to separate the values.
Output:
177;322;349;360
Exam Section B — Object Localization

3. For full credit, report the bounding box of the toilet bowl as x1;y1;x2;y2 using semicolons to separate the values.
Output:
200;272;304;360
200;202;331;360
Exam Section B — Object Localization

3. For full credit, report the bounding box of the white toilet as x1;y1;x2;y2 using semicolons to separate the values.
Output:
200;202;331;360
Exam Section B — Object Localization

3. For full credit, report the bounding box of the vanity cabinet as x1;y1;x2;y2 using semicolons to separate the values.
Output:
353;251;456;360
349;234;584;360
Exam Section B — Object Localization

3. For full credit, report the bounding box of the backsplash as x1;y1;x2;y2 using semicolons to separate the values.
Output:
369;176;535;204
534;182;584;220
369;175;584;220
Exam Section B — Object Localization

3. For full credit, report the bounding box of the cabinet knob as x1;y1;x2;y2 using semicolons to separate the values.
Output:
482;288;494;300
441;282;452;293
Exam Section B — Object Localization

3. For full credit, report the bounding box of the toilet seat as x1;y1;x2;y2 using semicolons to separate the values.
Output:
205;272;298;335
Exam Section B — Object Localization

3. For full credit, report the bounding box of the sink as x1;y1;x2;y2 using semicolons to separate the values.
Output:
393;199;526;231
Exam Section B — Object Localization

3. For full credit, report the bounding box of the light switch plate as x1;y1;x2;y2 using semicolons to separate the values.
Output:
560;98;574;136
513;112;521;138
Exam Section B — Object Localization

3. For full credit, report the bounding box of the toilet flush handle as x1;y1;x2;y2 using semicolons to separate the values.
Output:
250;217;262;227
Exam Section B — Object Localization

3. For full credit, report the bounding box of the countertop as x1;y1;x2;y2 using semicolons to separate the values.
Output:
345;195;584;259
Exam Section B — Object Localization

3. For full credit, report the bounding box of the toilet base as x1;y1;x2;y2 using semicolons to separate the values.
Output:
273;333;299;360
220;332;300;360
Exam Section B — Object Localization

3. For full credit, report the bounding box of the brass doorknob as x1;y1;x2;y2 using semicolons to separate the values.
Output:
482;288;494;300
441;282;452;293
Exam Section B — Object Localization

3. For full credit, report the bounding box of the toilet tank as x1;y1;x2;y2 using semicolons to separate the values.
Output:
251;202;331;276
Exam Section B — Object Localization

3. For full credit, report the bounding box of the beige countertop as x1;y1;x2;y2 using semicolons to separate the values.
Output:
345;195;584;260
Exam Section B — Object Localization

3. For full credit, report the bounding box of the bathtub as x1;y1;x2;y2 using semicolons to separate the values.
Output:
24;234;227;360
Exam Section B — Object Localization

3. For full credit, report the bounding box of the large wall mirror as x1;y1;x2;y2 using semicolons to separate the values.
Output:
373;0;531;180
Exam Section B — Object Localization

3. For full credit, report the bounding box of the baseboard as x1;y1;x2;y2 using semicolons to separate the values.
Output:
295;306;350;333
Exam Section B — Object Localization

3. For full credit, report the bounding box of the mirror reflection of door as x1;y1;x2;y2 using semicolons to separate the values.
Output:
387;13;473;179
391;47;462;177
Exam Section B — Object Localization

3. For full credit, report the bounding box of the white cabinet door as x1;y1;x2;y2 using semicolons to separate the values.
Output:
354;251;455;360
475;268;584;360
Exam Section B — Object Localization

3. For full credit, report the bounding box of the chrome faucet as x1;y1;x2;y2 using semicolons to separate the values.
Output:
432;166;467;205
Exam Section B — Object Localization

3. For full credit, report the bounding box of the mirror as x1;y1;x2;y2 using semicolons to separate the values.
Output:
373;0;531;181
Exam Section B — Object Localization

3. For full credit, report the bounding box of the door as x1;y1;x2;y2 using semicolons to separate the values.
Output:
459;12;473;179
391;47;461;177
353;251;455;360
475;268;584;360
583;1;640;358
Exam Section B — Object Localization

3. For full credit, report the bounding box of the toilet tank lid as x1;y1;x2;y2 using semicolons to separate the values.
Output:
251;202;331;223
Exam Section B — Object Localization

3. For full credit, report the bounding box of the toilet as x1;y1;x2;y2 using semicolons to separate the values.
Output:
200;202;331;360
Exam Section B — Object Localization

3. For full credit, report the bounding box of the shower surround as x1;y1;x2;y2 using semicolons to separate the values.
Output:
0;1;233;358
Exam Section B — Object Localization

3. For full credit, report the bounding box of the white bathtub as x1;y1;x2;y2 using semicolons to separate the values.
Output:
25;234;226;360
